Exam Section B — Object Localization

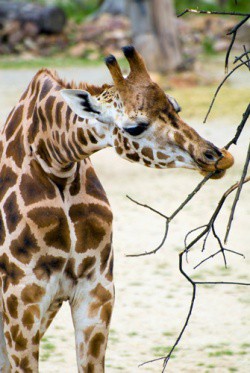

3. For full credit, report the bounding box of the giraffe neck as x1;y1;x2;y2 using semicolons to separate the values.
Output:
15;71;115;179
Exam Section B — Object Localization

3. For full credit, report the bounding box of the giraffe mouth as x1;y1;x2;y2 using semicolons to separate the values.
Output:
199;169;226;179
196;148;234;179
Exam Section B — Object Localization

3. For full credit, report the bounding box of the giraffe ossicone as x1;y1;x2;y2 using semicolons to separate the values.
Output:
0;45;233;372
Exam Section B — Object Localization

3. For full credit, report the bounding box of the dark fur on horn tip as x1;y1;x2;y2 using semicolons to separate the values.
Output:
122;45;135;58
105;55;117;65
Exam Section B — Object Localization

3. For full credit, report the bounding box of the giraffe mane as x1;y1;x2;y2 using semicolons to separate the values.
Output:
35;68;112;96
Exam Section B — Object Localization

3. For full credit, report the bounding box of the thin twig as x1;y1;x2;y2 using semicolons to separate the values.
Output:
225;15;250;72
225;104;250;149
224;142;250;243
204;59;250;123
126;220;169;257
243;46;250;70
126;195;168;219
234;50;250;64
127;172;214;256
185;177;250;253
194;248;245;270
177;9;250;17
139;247;250;371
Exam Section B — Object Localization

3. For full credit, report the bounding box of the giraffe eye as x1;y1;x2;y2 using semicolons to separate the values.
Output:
123;122;149;136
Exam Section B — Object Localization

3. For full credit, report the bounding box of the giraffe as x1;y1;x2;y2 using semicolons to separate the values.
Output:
0;45;234;372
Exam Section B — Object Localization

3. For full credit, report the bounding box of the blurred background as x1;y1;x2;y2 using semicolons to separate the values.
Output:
0;1;249;372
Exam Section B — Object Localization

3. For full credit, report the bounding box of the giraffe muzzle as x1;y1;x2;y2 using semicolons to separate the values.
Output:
199;148;234;179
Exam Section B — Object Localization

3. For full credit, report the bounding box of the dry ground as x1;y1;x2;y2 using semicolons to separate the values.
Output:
0;66;249;372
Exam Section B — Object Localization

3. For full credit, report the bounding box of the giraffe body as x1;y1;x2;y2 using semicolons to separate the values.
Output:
0;46;234;372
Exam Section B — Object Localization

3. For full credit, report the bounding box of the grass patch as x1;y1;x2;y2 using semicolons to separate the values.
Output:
172;86;250;120
40;336;56;362
162;331;174;337
241;343;250;348
208;349;234;357
151;345;176;358
0;56;103;69
127;332;138;337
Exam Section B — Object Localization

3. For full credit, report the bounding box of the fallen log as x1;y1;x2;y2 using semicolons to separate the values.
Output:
0;1;66;34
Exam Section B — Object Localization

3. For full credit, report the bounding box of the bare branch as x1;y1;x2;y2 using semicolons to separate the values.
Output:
139;248;250;371
204;59;250;123
225;15;250;72
126;195;168;219
126;220;169;257
225;104;250;149
136;8;250;371
224;142;250;243
177;9;250;17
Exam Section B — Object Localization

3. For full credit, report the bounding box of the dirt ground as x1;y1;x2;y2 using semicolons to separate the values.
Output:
0;67;249;372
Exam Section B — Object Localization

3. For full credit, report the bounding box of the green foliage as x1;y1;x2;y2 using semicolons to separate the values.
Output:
19;0;100;22
174;0;250;13
53;0;100;23
202;36;216;55
0;56;103;69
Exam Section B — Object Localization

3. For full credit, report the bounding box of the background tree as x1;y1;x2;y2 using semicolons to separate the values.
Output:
99;0;183;72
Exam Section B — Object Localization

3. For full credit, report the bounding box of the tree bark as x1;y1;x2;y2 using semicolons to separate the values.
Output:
127;0;183;73
0;1;66;34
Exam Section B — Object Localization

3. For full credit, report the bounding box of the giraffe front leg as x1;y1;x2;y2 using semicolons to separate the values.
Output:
71;279;114;373
2;314;40;373
1;283;45;373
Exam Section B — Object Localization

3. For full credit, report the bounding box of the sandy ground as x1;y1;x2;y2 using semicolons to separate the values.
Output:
0;67;249;373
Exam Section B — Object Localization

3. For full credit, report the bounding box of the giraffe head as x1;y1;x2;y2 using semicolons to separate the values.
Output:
61;46;233;179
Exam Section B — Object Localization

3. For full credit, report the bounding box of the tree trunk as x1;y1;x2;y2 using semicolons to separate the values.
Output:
127;0;183;73
0;1;66;34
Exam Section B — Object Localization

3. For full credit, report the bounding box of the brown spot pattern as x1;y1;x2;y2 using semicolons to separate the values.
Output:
6;128;25;168
77;128;88;146
27;93;37;120
100;243;112;274
89;284;112;317
87;130;98;144
3;192;21;234
0;211;6;245
33;255;65;280
21;284;45;304
22;310;35;330
174;132;185;148
0;165;17;201
78;257;96;278
6;295;18;319
0;253;24;291
10;325;28;351
85;167;109;203
69;203;111;253
28;207;71;252
20;160;56;205
10;225;39;264
45;96;56;126
55;102;64;128
88;333;105;358
28;107;40;144
100;302;112;327
69;164;81;196
36;139;52;167
39;78;53;101
5;105;24;141
126;152;140;162
65;258;77;283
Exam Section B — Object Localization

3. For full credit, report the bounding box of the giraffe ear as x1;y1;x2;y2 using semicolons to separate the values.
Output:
61;89;112;122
